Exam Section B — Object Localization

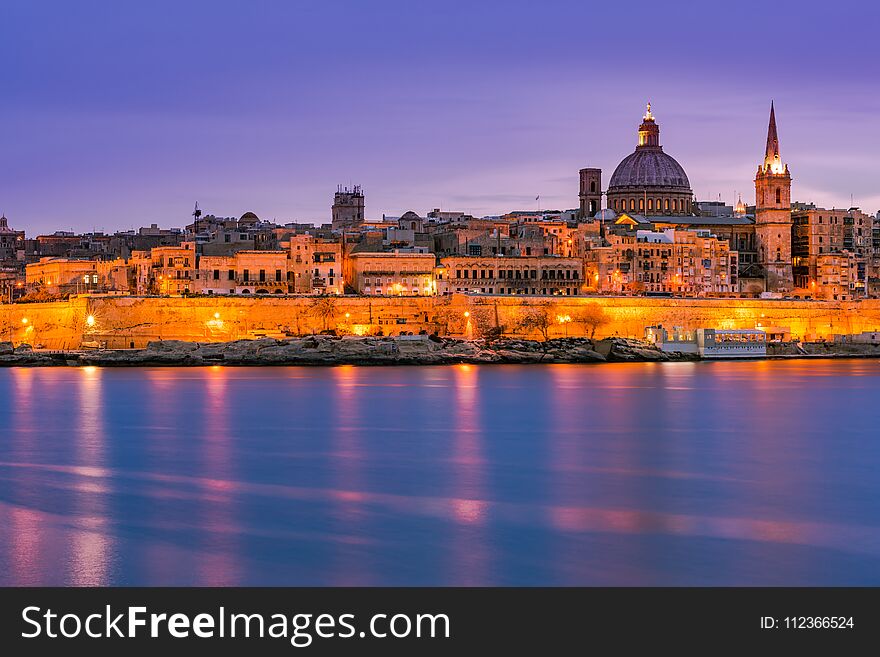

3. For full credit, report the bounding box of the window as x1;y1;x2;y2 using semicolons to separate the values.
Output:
228;270;235;280
243;269;249;282
213;269;220;280
775;188;781;204
275;269;282;282
590;181;596;193
259;269;266;282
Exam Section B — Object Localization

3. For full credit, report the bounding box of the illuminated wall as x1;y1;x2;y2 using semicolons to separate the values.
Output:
3;295;880;350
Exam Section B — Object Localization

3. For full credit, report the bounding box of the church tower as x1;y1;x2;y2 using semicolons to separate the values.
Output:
754;102;793;292
578;168;602;218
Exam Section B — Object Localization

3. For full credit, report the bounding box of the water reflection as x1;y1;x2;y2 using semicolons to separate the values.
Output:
69;366;113;585
0;360;879;586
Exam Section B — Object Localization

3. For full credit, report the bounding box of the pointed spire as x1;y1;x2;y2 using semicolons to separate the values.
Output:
765;101;779;162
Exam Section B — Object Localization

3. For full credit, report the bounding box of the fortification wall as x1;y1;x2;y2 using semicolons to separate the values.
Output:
3;294;880;350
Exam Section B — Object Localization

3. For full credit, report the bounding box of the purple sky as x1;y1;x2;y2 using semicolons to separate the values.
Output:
1;0;878;234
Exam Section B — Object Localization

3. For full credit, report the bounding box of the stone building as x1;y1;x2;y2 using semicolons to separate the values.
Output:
331;185;365;231
0;214;25;264
343;252;436;296
150;244;196;295
792;206;874;290
578;168;602;218
754;102;794;292
587;228;737;297
815;251;866;300
197;251;289;295
437;256;583;296
288;234;344;294
604;104;695;216
25;258;98;295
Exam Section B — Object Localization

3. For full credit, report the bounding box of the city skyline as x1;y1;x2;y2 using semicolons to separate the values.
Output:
2;0;879;234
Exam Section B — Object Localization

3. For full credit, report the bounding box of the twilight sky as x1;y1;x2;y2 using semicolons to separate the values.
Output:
1;0;878;234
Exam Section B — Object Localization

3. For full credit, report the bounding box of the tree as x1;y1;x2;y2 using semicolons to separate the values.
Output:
570;303;608;339
515;301;553;341
628;280;646;295
309;296;338;332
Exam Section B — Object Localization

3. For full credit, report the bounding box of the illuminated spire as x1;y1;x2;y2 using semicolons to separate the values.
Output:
765;101;779;162
761;102;786;174
644;101;653;121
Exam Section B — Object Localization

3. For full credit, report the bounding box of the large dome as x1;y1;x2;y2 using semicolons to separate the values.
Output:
608;149;690;190
603;104;695;215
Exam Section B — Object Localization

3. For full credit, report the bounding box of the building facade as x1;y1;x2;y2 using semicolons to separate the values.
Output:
437;256;584;296
344;252;436;296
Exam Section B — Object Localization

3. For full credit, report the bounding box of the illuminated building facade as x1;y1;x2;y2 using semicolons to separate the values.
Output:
437;256;583;296
344;252;436;296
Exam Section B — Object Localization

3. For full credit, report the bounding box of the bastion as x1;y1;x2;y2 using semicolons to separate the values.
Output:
2;295;880;351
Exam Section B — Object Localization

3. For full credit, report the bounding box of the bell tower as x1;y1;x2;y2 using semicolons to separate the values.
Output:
754;102;793;292
578;168;602;218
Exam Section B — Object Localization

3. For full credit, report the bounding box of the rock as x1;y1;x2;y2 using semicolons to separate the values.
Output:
14;343;33;354
0;341;13;356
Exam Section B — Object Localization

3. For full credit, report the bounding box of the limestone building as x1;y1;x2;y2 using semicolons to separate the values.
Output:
331;185;365;231
437;256;583;296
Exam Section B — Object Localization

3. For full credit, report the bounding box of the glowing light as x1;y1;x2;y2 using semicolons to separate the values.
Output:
557;314;571;324
85;315;96;327
463;311;470;318
214;312;221;319
344;313;351;319
21;318;28;325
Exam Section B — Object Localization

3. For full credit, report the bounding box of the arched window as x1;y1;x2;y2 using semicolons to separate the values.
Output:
673;199;679;212
656;199;661;213
775;188;781;204
647;199;653;211
590;181;596;193
630;199;635;211
776;247;781;262
639;198;644;211
665;199;670;212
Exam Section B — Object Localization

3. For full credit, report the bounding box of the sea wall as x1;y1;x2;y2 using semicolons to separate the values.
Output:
2;294;880;350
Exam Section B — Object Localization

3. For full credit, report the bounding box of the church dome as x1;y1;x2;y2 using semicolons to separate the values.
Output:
608;149;691;190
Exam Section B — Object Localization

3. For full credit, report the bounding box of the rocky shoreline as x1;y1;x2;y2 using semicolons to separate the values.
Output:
2;335;879;367
0;335;699;367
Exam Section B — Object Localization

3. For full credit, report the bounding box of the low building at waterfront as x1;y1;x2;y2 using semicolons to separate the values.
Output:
646;325;767;358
